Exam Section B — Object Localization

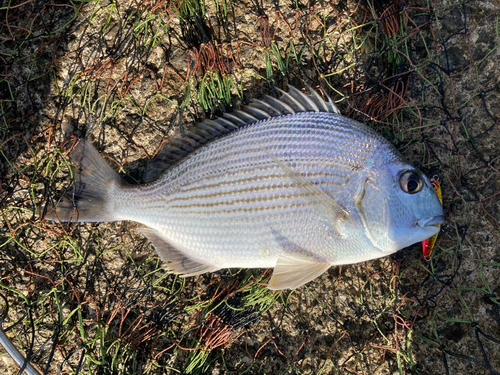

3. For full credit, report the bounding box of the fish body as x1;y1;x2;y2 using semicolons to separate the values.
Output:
422;179;443;260
48;86;444;289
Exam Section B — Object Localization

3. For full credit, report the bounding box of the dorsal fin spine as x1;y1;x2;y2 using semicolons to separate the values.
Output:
233;109;259;123
250;99;283;116
287;85;320;112
222;112;246;126
304;85;328;111
213;117;238;130
183;131;204;143
203;119;230;133
277;87;307;112
242;105;271;119
263;95;296;114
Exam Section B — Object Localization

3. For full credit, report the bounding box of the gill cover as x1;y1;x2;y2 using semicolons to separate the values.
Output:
355;161;443;254
355;175;396;253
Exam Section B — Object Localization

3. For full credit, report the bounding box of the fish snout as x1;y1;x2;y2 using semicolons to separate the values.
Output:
417;215;445;227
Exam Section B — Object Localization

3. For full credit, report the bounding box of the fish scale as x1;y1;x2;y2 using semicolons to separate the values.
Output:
118;115;372;213
114;113;380;266
47;86;444;290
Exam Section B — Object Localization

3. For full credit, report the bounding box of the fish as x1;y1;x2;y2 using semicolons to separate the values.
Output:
46;85;444;290
422;178;443;260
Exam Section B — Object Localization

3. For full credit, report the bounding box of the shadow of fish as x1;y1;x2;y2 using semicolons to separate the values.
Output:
46;85;444;290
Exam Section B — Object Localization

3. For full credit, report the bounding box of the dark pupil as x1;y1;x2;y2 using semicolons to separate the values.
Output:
407;177;419;192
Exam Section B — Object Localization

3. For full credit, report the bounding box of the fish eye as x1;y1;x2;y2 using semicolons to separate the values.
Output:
400;171;422;194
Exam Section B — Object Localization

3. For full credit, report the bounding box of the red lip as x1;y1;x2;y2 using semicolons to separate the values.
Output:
422;179;443;260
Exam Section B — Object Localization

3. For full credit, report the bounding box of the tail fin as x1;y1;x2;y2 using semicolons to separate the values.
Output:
46;139;123;222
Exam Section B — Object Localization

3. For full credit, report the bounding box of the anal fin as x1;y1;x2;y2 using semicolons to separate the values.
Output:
138;227;219;277
269;255;331;290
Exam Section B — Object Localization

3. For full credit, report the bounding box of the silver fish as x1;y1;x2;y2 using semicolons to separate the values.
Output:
47;86;444;290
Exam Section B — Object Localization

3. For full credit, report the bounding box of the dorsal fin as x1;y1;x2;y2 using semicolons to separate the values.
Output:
143;84;340;183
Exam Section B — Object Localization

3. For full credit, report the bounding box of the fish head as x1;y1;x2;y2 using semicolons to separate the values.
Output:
387;166;444;249
357;148;444;254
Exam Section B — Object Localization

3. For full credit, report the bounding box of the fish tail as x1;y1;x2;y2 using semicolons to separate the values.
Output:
46;139;123;222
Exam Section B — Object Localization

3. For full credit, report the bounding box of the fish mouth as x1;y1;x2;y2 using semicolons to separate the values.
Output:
417;215;445;227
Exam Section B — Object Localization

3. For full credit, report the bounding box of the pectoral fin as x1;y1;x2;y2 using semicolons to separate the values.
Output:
255;142;349;235
138;227;219;277
269;255;331;290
